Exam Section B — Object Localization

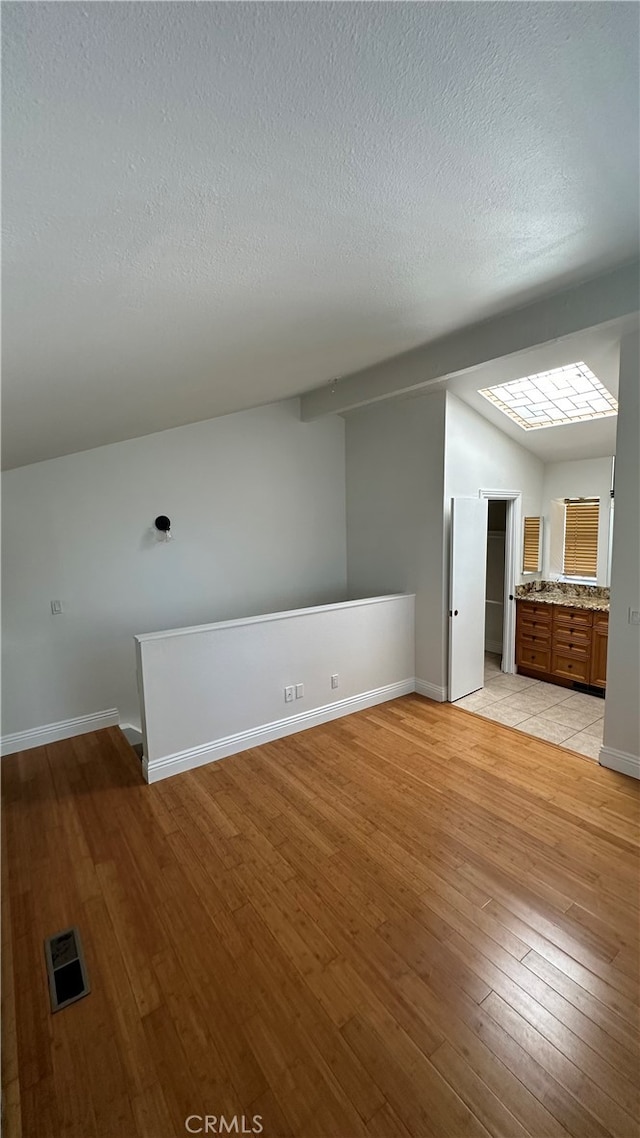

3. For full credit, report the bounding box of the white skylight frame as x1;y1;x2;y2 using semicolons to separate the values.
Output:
478;362;618;431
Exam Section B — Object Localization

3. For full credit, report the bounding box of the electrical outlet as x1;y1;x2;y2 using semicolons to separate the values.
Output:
50;600;63;615
331;674;339;690
284;686;295;703
295;683;304;699
630;609;640;626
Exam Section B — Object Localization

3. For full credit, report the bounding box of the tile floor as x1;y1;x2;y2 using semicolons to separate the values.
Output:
453;654;605;760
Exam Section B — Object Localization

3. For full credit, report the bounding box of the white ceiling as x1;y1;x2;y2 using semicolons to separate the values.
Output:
446;325;623;462
3;2;639;469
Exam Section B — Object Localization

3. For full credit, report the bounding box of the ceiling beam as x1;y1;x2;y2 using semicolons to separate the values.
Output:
300;260;640;419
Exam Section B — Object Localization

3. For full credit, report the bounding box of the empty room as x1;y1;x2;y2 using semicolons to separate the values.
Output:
2;4;639;1138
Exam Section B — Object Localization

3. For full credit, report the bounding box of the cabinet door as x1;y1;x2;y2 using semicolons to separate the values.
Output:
590;626;608;689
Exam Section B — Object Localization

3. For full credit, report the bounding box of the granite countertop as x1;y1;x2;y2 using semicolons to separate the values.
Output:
515;582;610;612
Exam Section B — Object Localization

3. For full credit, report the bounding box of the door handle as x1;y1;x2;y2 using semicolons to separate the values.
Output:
449;610;459;617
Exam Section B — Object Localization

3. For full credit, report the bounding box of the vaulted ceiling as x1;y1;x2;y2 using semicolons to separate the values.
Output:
3;2;639;468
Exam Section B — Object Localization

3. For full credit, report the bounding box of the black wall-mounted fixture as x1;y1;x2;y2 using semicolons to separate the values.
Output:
154;515;171;534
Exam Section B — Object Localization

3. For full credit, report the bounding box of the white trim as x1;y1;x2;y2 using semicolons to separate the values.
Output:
599;746;640;780
143;680;415;783
415;679;447;702
1;709;119;757
135;594;412;644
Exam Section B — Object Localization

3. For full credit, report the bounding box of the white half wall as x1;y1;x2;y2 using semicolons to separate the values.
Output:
601;330;640;779
345;391;447;699
136;594;416;781
1;399;347;740
541;457;614;585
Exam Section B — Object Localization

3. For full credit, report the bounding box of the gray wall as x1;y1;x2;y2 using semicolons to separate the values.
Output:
602;330;640;773
345;391;447;695
2;400;347;733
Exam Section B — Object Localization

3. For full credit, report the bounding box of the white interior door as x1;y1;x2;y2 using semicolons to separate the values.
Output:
449;497;488;702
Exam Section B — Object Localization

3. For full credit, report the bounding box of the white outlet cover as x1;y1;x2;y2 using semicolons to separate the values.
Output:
284;686;294;703
295;683;304;699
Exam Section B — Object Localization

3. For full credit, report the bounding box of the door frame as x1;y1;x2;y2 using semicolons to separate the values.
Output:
479;490;521;675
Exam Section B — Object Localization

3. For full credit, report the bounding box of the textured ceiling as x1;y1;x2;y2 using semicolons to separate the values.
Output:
3;2;639;468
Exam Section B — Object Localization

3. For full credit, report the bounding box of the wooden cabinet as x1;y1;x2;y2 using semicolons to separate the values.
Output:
515;602;551;675
590;613;609;689
516;601;608;690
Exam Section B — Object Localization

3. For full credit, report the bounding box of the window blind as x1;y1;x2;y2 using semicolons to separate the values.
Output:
564;499;599;578
522;516;541;573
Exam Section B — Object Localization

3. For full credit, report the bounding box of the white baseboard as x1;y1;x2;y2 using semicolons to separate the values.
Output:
143;679;416;783
599;745;640;780
1;708;119;757
414;678;448;703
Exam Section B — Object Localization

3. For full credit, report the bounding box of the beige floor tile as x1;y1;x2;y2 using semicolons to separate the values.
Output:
477;703;531;727
581;717;605;740
502;689;569;714
538;703;604;730
516;716;576;744
454;690;507;712
566;732;602;760
556;692;607;713
483;674;538;697
533;681;574;701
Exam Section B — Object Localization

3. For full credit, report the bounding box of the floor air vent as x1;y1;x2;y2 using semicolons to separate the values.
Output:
44;927;90;1012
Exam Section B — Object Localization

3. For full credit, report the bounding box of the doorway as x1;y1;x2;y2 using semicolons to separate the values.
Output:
448;491;520;703
478;487;519;673
485;499;507;664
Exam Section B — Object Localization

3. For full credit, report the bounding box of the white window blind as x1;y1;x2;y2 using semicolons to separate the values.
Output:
564;498;599;579
522;517;542;573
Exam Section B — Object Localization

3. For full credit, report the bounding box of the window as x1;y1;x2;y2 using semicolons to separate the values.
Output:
522;516;542;573
563;498;599;579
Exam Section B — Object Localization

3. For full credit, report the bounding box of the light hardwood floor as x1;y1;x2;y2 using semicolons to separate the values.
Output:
2;696;639;1138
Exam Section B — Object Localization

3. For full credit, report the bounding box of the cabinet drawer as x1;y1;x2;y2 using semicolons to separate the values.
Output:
519;632;553;652
593;611;609;631
553;626;591;650
517;645;551;672
520;617;552;640
551;652;590;683
554;607;592;629
517;603;552;623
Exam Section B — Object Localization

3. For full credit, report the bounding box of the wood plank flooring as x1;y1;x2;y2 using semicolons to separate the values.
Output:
2;695;639;1138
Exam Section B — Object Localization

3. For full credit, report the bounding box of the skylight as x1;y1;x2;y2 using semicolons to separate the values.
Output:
478;363;618;430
